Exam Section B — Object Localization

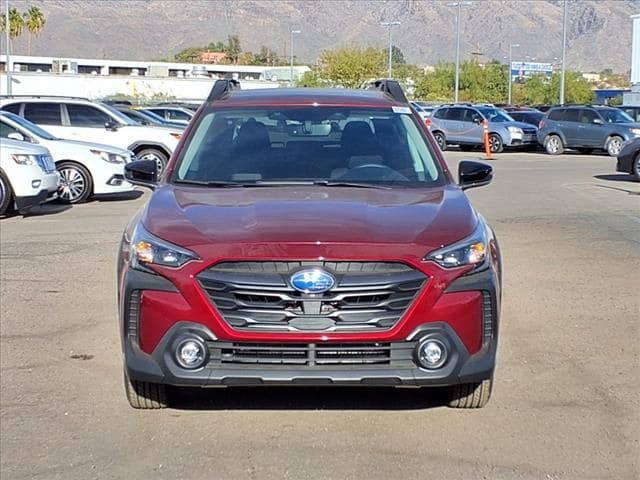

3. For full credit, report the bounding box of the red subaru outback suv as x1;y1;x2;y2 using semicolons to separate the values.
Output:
119;80;501;409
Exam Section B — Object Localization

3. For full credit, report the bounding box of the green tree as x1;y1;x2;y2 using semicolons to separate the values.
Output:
23;6;46;55
0;7;24;53
317;46;385;88
225;35;242;64
414;63;455;102
391;45;406;66
174;46;204;62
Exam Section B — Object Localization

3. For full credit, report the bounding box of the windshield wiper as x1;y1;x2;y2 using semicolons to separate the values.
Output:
174;179;250;188
312;180;392;190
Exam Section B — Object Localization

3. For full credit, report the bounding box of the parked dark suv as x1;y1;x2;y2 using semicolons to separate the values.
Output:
538;105;640;156
118;80;502;410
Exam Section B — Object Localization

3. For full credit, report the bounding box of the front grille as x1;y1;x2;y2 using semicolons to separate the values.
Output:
197;261;427;332
522;127;537;135
36;154;56;174
207;341;419;368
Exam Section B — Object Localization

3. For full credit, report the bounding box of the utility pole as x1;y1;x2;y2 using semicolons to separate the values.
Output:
508;43;520;105
289;29;301;86
559;0;568;105
447;2;472;103
381;21;401;78
5;0;11;95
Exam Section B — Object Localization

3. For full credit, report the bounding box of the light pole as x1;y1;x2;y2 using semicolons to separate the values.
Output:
559;0;568;105
4;0;10;95
289;28;301;85
447;2;472;103
507;43;520;105
381;21;401;78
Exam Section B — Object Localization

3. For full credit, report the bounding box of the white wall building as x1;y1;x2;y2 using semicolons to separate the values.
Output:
624;14;640;104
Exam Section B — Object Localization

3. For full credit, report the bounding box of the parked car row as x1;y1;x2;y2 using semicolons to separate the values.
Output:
0;95;191;214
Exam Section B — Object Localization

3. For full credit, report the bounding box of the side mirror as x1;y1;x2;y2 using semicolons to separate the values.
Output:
592;118;603;125
458;160;493;190
124;160;158;189
105;120;120;131
7;132;25;141
473;117;482;125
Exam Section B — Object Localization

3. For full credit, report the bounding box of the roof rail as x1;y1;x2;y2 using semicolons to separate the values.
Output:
365;79;408;104
0;94;91;101
207;79;241;102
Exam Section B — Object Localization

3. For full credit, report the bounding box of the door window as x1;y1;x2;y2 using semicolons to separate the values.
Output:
578;109;598;124
446;108;465;121
23;103;63;125
67;104;112;127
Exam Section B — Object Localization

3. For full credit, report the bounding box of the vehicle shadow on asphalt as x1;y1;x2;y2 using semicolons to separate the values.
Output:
10;203;73;218
170;386;450;411
594;174;638;183
93;190;144;202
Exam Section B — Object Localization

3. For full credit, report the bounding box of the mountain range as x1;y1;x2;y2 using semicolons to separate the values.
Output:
4;0;638;73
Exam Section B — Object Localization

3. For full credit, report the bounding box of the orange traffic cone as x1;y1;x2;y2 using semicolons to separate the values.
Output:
483;120;492;160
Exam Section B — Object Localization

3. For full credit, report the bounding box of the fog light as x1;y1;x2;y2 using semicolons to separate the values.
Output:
175;338;207;369
417;339;447;369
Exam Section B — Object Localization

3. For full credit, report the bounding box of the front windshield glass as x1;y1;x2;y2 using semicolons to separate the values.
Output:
599;109;634;124
100;103;138;126
174;107;444;187
0;111;58;140
477;107;514;122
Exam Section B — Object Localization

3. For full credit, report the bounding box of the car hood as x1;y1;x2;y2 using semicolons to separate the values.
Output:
615;122;640;129
503;121;537;130
45;138;131;155
142;185;477;251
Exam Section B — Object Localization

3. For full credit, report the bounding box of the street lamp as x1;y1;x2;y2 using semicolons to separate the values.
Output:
290;28;301;85
447;2;472;103
4;0;10;95
507;43;520;105
559;0;568;105
381;21;401;78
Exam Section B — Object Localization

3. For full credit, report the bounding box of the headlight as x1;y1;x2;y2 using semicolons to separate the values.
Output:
129;223;198;269
11;154;37;165
425;220;488;269
507;126;523;135
629;128;640;136
91;149;126;164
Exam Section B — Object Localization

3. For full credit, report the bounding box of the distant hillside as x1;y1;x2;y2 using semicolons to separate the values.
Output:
4;0;638;73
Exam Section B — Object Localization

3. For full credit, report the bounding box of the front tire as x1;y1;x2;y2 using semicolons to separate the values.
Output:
605;136;624;157
124;371;169;409
448;377;493;409
0;171;13;216
57;162;93;204
136;148;169;175
433;131;447;151
488;134;503;153
544;134;564;155
633;153;640;181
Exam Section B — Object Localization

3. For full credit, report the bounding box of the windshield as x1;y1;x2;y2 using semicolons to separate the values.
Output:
174;107;444;187
599;109;634;124
0;111;58;140
477;107;514;122
100;103;138;126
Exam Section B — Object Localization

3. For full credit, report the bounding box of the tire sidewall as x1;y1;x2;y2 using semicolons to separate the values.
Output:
57;162;92;204
489;134;503;153
137;149;169;175
633;154;640;181
606;136;623;157
0;170;13;215
544;135;563;155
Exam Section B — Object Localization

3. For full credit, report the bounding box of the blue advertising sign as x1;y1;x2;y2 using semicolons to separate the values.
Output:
511;62;553;83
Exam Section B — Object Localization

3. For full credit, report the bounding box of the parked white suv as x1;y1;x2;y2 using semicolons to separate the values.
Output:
0;111;136;203
0;138;60;215
0;97;182;174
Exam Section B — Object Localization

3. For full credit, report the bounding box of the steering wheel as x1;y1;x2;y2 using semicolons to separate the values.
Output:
339;164;410;182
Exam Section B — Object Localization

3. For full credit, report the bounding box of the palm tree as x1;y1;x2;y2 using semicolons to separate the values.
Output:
24;6;46;55
0;7;24;54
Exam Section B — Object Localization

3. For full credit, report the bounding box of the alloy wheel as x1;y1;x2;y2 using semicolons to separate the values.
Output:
59;166;87;202
607;137;623;157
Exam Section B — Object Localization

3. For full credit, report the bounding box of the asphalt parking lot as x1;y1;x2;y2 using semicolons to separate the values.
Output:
1;150;638;480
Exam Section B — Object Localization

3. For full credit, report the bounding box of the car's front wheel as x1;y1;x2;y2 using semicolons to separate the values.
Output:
124;371;169;409
606;136;624;157
544;134;564;155
0;171;13;216
448;377;493;408
136;148;169;175
432;131;447;151
488;134;503;153
633;153;640;181
57;162;93;204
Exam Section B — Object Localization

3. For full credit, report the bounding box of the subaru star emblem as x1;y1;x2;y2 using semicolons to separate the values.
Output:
290;269;336;294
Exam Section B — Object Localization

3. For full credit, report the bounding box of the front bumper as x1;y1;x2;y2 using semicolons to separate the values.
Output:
120;265;500;388
14;188;58;213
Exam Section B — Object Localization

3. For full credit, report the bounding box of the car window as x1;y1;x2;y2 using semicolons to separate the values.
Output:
476;107;513;122
563;109;579;122
175;107;444;187
168;110;191;121
464;109;483;123
446;108;465;121
548;109;565;121
67;104;112;127
0;120;24;139
23;103;63;125
432;108;448;119
621;108;639;122
0;111;57;140
2;103;22;115
598;109;634;124
578;109;598;124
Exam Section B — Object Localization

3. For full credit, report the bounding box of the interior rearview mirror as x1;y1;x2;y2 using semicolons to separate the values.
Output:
124;160;158;190
458;160;493;191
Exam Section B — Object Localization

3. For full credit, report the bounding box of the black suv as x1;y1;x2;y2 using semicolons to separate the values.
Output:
537;105;640;156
